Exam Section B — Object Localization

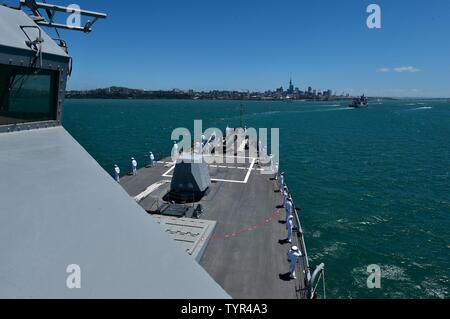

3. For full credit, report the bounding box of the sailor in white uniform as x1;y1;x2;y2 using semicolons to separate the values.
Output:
274;162;279;179
149;152;155;167
172;142;179;162
258;140;263;157
288;246;302;279
286;214;294;243
201;134;207;146
114;164;120;182
131;157;137;176
194;141;202;154
285;197;293;223
282;186;289;208
269;154;274;172
279;172;285;191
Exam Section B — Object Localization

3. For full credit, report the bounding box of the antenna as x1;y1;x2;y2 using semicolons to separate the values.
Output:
20;0;107;33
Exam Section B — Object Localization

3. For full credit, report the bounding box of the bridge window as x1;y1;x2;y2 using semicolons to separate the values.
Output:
0;65;58;126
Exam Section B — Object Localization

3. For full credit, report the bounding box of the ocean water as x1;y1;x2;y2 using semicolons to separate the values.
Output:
63;99;450;299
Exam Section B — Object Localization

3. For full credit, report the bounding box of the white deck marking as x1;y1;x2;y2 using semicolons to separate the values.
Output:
162;157;257;184
134;180;169;202
156;161;176;166
162;165;176;177
203;154;255;160
211;178;248;184
243;158;256;183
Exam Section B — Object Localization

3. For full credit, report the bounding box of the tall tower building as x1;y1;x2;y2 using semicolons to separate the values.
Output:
288;77;294;94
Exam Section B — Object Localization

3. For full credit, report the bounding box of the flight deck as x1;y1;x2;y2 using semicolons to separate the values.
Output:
120;153;310;299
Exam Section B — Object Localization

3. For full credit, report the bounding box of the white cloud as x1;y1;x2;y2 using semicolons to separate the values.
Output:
377;66;420;73
393;66;420;73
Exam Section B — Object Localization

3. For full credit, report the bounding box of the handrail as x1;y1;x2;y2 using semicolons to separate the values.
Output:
308;263;325;299
291;200;311;278
283;180;325;299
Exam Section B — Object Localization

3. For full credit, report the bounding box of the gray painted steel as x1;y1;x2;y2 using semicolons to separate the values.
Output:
199;161;308;299
171;156;211;194
0;127;229;299
152;215;217;262
0;5;69;58
120;156;309;299
0;5;70;133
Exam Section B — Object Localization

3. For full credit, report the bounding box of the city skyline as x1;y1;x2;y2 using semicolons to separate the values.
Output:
65;76;381;101
67;76;440;99
4;0;450;98
68;77;337;95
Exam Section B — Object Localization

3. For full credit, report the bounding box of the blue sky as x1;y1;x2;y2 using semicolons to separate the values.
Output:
6;0;450;97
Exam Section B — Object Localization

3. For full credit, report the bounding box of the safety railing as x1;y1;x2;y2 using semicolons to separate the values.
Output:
283;181;325;299
291;201;311;275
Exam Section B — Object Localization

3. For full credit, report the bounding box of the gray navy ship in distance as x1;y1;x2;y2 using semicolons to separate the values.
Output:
0;1;325;299
349;95;369;108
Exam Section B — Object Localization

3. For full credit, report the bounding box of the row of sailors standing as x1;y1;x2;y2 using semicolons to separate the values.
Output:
284;186;294;244
277;171;294;244
172;139;217;159
194;132;218;156
275;168;303;280
113;152;155;182
194;141;212;155
283;182;301;279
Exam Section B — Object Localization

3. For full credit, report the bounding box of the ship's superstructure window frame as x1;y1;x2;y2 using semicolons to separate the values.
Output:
0;64;58;126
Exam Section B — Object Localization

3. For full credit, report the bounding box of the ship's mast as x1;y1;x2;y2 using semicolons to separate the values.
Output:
20;0;106;33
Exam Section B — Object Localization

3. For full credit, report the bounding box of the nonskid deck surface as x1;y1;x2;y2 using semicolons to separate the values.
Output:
120;154;308;299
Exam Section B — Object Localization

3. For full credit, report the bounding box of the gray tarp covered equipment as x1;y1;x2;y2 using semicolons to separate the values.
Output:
171;155;211;195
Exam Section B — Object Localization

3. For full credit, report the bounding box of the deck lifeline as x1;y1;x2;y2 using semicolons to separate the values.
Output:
119;156;308;299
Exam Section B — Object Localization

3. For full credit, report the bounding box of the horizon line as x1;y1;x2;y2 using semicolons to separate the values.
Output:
65;86;449;100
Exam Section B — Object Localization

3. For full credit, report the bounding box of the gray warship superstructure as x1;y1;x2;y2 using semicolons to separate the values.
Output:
0;1;325;299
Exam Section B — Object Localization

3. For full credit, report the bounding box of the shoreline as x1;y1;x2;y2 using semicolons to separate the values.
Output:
65;97;407;101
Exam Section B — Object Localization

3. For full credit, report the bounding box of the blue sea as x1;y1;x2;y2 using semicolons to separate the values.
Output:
63;99;450;299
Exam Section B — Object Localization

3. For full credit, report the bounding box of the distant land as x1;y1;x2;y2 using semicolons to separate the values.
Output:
65;86;449;101
65;86;372;101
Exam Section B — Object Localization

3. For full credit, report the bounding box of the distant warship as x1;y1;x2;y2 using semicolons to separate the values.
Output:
349;95;369;108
